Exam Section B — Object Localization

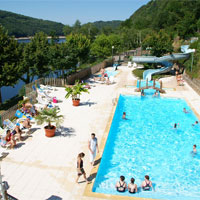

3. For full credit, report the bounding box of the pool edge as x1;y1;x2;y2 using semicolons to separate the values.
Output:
83;94;160;200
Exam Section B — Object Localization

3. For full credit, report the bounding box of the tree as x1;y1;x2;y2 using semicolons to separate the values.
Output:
0;25;21;103
18;32;50;84
142;30;173;57
80;23;99;41
48;42;77;77
63;25;72;36
73;20;81;34
91;34;122;59
65;34;90;70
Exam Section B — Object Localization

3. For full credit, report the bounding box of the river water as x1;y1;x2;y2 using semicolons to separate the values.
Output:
1;38;66;103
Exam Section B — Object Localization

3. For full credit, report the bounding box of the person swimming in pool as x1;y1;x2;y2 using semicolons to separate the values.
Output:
141;90;145;96
191;144;197;157
193;144;197;153
116;176;127;192
183;108;189;113
192;121;199;126
153;91;159;97
128;178;137;193
141;175;154;191
122;112;126;119
173;123;179;129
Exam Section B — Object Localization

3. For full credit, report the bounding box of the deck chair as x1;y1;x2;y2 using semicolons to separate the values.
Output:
36;94;50;105
128;62;132;67
37;83;53;91
37;89;54;102
3;119;15;130
109;76;115;84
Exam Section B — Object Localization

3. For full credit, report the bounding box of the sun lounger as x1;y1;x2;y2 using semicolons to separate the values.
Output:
128;62;132;67
3;119;15;130
37;83;53;91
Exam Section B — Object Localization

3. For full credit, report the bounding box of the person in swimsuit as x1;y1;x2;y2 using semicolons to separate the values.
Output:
76;152;88;183
22;117;32;129
115;176;127;192
12;124;23;141
122;112;126;119
128;178;137;193
141;90;145;96
141;175;153;191
193;144;197;153
192;121;199;126
88;133;99;166
174;123;179;129
183;108;189;113
153;91;158;97
4;130;16;149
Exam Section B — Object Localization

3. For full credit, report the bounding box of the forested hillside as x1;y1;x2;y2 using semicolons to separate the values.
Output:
129;0;200;39
0;10;64;37
90;20;121;30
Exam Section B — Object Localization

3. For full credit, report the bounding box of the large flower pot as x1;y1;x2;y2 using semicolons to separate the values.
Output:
72;99;80;106
44;125;56;137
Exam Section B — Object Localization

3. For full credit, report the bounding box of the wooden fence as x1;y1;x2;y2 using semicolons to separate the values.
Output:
183;74;200;96
0;104;18;127
25;58;112;98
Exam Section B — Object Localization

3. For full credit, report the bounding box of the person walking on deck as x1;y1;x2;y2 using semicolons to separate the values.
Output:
88;133;99;166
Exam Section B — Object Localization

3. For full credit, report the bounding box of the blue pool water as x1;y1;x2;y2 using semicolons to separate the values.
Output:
137;80;160;88
98;70;119;78
93;95;200;200
106;70;119;77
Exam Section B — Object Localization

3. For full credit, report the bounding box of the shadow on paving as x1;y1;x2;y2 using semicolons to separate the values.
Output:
21;127;41;141
94;157;101;166
46;195;62;200
87;158;101;182
79;99;97;107
0;152;9;161
55;126;76;137
7;193;18;200
87;172;97;182
15;142;25;149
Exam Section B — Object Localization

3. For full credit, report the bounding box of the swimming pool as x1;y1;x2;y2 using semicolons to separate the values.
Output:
98;70;119;78
93;95;200;200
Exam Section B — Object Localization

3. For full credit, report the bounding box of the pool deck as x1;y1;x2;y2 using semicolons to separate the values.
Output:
1;65;200;200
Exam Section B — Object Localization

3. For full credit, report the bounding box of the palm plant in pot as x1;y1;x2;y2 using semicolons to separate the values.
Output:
65;80;89;106
35;108;64;137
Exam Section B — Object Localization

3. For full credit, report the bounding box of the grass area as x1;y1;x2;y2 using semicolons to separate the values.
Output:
0;95;22;112
132;68;172;79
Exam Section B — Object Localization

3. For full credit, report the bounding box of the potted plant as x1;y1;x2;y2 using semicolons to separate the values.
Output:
35;108;64;137
65;80;89;106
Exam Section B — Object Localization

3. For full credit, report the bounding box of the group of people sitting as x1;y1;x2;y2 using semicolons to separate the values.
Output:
1;118;32;149
116;175;154;193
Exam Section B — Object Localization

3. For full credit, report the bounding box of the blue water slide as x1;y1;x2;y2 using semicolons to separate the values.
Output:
132;45;195;80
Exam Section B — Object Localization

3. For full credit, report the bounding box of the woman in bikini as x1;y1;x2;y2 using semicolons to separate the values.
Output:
76;152;88;183
141;175;154;191
5;130;16;149
128;177;137;193
115;176;127;192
